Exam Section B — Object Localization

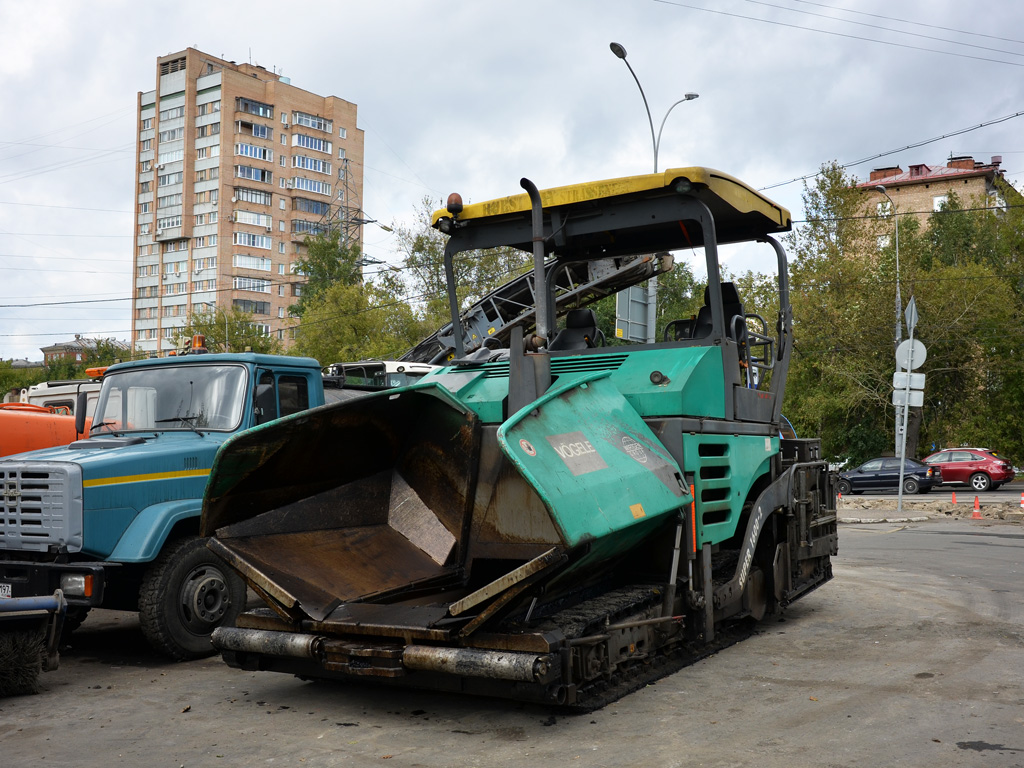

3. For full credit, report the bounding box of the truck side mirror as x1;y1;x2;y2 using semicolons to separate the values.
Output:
75;391;88;436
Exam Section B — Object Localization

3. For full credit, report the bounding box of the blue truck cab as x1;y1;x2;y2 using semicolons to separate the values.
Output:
0;349;324;660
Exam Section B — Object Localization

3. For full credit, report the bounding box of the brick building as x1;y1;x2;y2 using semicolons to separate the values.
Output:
858;155;1015;227
132;49;365;356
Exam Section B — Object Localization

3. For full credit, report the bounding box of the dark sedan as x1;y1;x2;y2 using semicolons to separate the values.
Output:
837;457;941;495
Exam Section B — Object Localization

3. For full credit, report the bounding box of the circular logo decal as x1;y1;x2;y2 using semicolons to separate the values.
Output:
622;435;648;463
520;439;537;456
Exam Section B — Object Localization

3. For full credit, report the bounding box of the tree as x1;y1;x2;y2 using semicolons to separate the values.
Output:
177;307;282;355
393;196;533;331
288;230;363;317
292;280;422;364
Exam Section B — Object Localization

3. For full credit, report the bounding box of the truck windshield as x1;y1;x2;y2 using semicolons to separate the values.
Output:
92;364;248;433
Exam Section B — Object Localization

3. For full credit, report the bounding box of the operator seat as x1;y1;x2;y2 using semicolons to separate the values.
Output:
548;308;600;351
691;282;746;342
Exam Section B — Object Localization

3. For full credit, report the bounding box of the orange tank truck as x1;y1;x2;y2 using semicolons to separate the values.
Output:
0;403;92;458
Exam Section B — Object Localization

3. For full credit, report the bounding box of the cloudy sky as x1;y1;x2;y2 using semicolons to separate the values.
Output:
2;0;1023;361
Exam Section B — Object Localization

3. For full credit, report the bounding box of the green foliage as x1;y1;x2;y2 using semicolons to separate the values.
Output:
177;308;283;355
292;280;423;364
289;230;363;317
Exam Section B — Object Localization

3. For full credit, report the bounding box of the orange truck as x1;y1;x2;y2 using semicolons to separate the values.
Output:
0;377;101;458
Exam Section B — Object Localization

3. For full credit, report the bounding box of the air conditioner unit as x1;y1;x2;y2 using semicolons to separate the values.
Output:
157;164;165;170
285;180;294;189
266;225;272;232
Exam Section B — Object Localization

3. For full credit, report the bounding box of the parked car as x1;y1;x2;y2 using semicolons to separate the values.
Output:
837;457;941;495
921;448;1015;492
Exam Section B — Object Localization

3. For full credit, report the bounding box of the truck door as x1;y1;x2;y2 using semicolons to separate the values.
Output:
254;369;312;425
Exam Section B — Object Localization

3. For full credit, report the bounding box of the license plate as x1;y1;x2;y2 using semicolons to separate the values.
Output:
0;583;11;598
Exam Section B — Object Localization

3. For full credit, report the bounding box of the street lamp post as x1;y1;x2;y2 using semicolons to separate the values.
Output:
610;42;698;342
876;185;904;457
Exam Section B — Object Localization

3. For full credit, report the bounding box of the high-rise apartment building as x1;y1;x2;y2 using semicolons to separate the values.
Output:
132;49;364;356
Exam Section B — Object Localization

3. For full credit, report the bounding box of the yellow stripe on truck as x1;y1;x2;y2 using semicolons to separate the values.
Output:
83;469;210;488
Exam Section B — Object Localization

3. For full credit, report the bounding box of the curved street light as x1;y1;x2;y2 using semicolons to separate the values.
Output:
610;42;698;343
609;42;698;173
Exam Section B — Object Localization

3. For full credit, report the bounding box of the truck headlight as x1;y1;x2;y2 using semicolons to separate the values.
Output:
60;573;94;598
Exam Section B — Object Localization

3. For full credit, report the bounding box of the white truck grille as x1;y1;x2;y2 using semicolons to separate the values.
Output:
0;462;83;553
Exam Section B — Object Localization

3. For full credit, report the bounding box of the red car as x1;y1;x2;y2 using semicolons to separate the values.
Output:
921;448;1015;492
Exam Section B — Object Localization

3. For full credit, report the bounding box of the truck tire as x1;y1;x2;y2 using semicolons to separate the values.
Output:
138;535;246;660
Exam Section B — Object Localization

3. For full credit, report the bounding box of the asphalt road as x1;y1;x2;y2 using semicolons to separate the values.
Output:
851;478;1024;505
2;518;1023;767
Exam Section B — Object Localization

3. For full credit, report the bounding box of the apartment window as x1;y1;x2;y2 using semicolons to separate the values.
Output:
877;201;892;217
280;134;287;145
233;276;272;293
236;142;272;161
338;127;347;139
278;243;285;254
139;202;151;213
140;223;150;235
292;155;330;174
194;234;218;248
159;105;185;121
195;189;218;204
292;219;326;235
196;123;221;139
141;117;153;130
140;181;151;193
233;254;272;271
164;240;187;253
194;256;217;271
192;278;217;292
338;148;346;160
195;167;219;182
141;159;152;172
234;186;273;206
158;149;184;164
236;97;273;119
292;111;331;132
233;299;270;315
291;177;331;196
278;307;285;319
159;127;184;142
157;193;182;209
235;165;273;183
196;145;220;160
933;195;948;211
294;197;331;216
158;171;184;187
162;328;177;338
233;232;272;249
196;100;221;116
156;215;182;230
235;210;272;228
141;138;152;151
293;133;330;154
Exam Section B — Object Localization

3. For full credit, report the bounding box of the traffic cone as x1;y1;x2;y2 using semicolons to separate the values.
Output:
837;492;842;506
951;491;957;504
1019;492;1023;510
972;496;982;520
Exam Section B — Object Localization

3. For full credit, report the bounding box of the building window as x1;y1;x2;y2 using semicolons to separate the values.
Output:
235;165;273;184
141;159;152;172
141;117;153;130
292;133;331;154
196;123;221;139
233;299;270;315
157;193;182;209
159;105;185;121
291;177;331;196
293;197;331;216
139;202;151;213
158;149;184;164
338;127;347;139
192;278;217;292
196;100;221;116
292;219;326;236
234;187;273;206
338;148;346;160
158;171;184;187
233;232;272;249
292;155;331;174
235;210;273;228
194;256;217;271
236;97;273;119
156;215;183;230
292;111;332;132
159;126;184;142
233;253;272;271
140;180;151;192
233;276;272;293
194;189;218;204
194;234;218;248
195;167;219;182
933;195;948;211
141;138;152;151
236;142;272;161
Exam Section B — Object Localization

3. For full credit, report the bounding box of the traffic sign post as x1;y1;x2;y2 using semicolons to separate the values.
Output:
893;297;924;518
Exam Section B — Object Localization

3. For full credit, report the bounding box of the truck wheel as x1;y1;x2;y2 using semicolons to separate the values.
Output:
138;536;246;660
970;473;991;492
